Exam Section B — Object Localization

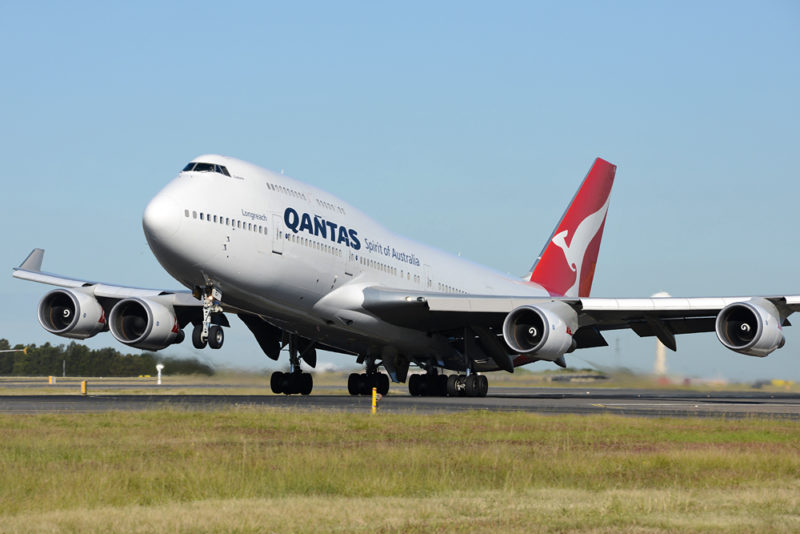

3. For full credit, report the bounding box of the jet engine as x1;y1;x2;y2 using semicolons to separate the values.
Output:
502;302;578;360
715;298;785;357
108;297;184;351
37;288;106;339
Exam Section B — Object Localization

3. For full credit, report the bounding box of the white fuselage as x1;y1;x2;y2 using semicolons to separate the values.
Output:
142;155;548;366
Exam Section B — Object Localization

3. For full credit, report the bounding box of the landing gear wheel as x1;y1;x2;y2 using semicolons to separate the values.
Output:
348;372;390;396
192;325;207;349
408;374;421;396
478;375;489;397
436;374;448;396
270;371;284;394
446;375;459;396
208;325;224;349
300;373;313;395
377;373;390;396
347;373;359;395
465;375;479;397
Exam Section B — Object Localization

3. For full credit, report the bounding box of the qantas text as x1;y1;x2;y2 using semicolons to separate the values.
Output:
284;207;361;250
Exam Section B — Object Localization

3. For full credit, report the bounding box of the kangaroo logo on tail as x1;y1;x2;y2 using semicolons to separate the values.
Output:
529;158;616;298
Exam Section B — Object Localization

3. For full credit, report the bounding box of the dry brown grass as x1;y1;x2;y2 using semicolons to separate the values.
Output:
2;488;798;533
0;409;797;532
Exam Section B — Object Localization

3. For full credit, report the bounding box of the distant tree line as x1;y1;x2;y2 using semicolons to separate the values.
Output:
0;339;214;376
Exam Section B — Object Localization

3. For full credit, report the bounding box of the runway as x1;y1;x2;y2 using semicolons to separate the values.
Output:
1;387;798;418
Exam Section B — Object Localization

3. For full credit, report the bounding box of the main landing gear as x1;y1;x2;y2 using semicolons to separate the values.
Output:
347;357;390;396
348;372;390;396
408;370;488;397
270;335;314;395
192;287;225;350
270;371;313;395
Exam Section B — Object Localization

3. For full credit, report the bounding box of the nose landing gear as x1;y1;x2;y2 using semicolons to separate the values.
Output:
192;287;225;350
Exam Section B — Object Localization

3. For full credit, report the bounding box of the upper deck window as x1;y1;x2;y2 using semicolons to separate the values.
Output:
182;162;230;176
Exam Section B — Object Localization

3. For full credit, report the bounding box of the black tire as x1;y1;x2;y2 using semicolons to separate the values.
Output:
446;375;459;396
347;373;359;396
436;374;448;397
281;373;295;395
208;325;224;349
270;371;284;394
419;375;433;396
378;373;390;396
465;375;479;397
300;373;313;395
408;374;421;396
355;373;369;396
478;375;489;397
192;325;207;349
456;375;467;396
362;374;375;396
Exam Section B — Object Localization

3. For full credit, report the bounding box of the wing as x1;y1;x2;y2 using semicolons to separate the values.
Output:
12;248;203;308
362;286;800;358
11;249;225;346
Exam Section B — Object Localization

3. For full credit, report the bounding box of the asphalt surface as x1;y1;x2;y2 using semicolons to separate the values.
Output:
1;386;798;418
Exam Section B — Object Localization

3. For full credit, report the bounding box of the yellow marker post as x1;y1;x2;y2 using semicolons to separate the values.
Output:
48;376;53;385
371;387;377;414
81;381;87;395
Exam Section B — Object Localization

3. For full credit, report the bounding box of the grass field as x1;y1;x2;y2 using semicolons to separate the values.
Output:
0;409;798;532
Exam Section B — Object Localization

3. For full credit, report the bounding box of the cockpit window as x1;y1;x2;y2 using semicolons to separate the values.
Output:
182;162;231;176
193;162;216;172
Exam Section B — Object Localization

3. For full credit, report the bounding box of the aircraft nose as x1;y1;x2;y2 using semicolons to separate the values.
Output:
142;191;181;246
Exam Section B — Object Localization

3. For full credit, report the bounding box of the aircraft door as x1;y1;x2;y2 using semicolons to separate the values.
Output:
344;250;356;277
271;214;284;255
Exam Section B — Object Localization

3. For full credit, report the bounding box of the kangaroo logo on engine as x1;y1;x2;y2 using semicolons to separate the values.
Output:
284;207;361;250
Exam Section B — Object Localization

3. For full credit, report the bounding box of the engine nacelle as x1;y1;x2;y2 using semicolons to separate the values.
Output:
715;298;785;357
502;302;578;360
108;297;184;351
37;289;106;339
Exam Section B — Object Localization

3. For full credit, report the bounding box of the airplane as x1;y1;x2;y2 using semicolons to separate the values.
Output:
12;156;799;397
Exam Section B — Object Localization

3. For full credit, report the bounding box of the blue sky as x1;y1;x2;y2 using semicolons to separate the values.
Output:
2;1;798;381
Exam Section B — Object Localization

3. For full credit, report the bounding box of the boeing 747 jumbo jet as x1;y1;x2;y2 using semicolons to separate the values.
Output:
13;156;799;396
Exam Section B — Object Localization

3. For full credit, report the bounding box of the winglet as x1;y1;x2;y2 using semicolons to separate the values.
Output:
18;248;44;272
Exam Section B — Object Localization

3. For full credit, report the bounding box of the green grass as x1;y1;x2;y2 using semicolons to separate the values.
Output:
0;409;798;532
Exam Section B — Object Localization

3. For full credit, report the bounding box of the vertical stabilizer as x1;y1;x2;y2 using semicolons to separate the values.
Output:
529;158;616;297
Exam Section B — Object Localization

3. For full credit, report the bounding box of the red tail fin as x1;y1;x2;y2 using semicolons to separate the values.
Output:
529;158;616;297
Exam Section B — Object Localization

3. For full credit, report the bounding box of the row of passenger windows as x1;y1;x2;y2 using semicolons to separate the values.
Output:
265;181;348;216
185;209;268;235
360;256;399;277
287;233;343;257
316;198;346;215
182;162;231;176
266;182;307;201
437;282;466;294
358;256;422;282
